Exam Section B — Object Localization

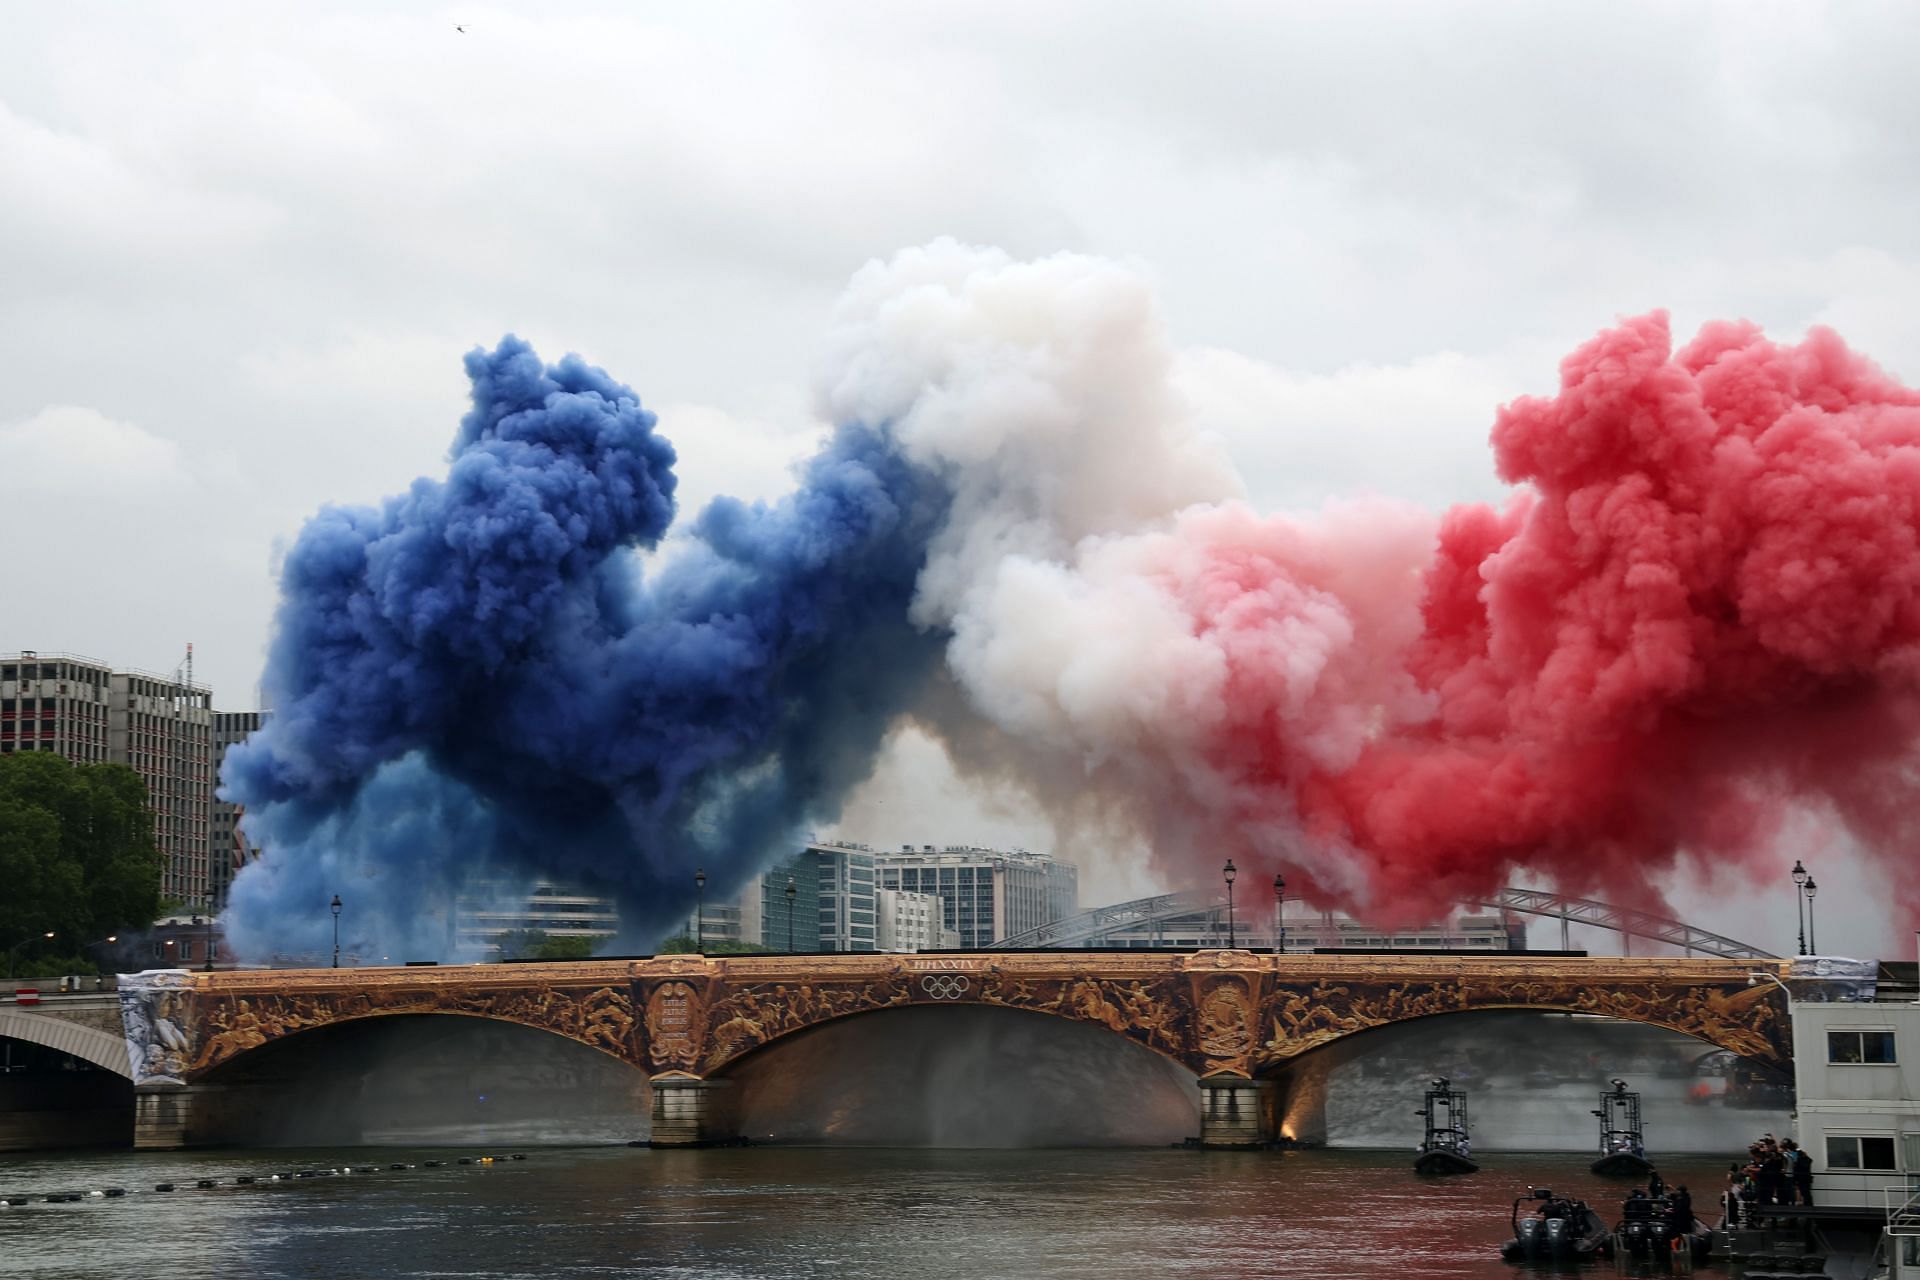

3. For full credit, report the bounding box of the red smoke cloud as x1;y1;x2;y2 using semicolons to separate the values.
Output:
829;251;1920;930
1289;313;1920;918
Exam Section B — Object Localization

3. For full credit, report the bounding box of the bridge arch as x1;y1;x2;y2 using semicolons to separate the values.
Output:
124;968;645;1086
704;983;1197;1080
722;1000;1201;1146
1259;1002;1787;1078
183;1010;652;1148
0;1007;132;1078
1245;965;1789;1077
679;963;1202;1079
190;1006;644;1082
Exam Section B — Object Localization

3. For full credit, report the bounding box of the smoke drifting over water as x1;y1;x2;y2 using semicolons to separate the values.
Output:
1282;1012;1787;1153
202;1017;646;1147
186;1006;1773;1153
225;241;1920;957
731;1005;1200;1147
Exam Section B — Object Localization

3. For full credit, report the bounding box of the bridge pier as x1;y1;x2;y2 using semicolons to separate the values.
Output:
1197;1076;1276;1148
133;1083;229;1150
648;1077;739;1147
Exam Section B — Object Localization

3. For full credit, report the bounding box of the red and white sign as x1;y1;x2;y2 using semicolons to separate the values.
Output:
13;988;40;1006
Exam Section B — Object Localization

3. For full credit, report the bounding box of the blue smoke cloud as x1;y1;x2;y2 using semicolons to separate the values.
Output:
222;336;949;961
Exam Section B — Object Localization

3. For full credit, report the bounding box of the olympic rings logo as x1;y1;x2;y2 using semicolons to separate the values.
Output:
920;974;972;1001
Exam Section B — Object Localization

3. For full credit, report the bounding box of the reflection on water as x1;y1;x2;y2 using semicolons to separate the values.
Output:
0;1145;1748;1280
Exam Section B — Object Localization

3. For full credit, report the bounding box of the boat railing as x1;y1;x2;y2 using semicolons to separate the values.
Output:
1883;1182;1920;1236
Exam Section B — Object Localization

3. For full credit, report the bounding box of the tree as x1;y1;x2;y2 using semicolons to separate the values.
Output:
0;752;163;975
493;928;600;960
656;935;771;955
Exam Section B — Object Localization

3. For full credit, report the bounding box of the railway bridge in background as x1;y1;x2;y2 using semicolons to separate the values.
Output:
117;950;1806;1149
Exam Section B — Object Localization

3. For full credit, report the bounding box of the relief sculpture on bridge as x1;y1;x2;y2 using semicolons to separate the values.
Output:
644;980;703;1073
1252;970;1789;1071
135;952;1794;1091
682;960;1194;1074
184;974;638;1075
118;969;197;1087
1196;978;1258;1075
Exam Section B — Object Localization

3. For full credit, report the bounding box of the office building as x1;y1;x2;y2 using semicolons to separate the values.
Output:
2;651;216;905
876;845;1079;949
746;853;824;953
456;883;621;956
209;710;263;909
807;841;878;952
0;652;112;764
876;887;958;952
726;844;869;953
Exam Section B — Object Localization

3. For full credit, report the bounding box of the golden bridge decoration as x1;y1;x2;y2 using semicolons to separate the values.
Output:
118;952;1796;1148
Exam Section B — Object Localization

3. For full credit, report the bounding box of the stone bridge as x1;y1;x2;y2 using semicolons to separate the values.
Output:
0;993;127;1076
115;951;1798;1149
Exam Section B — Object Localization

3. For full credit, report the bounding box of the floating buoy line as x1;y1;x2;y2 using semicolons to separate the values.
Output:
0;1154;528;1207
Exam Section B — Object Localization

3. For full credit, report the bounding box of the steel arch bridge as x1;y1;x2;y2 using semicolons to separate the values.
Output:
995;885;1778;960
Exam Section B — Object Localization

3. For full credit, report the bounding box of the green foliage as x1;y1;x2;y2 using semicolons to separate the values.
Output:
0;752;162;975
494;928;601;960
656;934;772;955
537;933;597;959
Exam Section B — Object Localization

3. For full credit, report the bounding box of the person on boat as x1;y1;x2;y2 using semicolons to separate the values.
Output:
1647;1168;1666;1198
1669;1185;1693;1233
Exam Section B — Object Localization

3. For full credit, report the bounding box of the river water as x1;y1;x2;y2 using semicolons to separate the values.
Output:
1;1145;1743;1279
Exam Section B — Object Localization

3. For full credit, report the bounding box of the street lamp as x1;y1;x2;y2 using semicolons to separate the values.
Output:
694;868;707;952
784;876;797;954
330;895;343;969
1804;877;1818;954
1273;872;1286;955
81;935;119;976
1791;860;1808;956
1223;859;1237;949
3;931;55;975
202;894;215;972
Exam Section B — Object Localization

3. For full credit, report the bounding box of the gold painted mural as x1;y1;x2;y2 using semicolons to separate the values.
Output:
186;971;636;1075
164;952;1795;1084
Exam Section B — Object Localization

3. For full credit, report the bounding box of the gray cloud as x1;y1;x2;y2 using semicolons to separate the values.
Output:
3;1;1914;953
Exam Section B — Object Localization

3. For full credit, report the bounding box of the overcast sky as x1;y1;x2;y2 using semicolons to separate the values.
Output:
4;2;1916;953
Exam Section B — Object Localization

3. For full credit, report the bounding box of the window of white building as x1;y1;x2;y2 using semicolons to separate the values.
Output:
1825;1135;1898;1170
1827;1030;1897;1064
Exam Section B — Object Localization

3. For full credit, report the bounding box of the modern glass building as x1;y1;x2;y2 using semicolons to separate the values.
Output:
875;845;1078;949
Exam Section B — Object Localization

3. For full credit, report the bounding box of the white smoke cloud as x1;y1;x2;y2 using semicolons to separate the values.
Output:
814;242;1438;901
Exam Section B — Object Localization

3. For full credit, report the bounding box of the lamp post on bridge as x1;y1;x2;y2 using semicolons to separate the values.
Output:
1791;860;1808;956
3;931;55;976
785;876;797;954
694;867;707;952
330;894;342;969
1804;876;1818;954
1222;859;1237;949
203;893;215;972
1273;872;1285;955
